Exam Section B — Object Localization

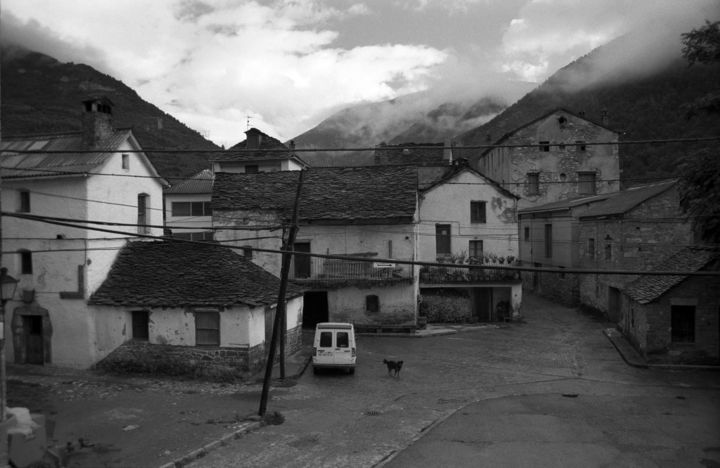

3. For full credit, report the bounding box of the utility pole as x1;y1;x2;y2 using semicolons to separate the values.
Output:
259;170;303;416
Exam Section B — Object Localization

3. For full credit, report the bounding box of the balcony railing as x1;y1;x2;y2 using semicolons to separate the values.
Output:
290;256;412;282
419;265;520;284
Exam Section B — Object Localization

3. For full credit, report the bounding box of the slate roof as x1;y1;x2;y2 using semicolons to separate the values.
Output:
212;166;418;224
579;180;677;219
624;247;720;304
213;128;307;166
518;193;612;215
89;241;301;308
419;162;518;199
374;143;447;165
165;169;214;194
0;130;133;179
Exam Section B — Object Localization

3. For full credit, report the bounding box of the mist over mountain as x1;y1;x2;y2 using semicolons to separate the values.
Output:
458;32;720;182
1;45;218;180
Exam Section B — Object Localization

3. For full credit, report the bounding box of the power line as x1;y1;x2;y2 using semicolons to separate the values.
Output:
3;211;719;277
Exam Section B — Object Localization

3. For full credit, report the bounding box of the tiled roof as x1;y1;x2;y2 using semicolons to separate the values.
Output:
579;180;677;218
213;128;298;163
0;130;132;179
89;241;301;308
518;193;612;215
165;169;214;194
212;166;418;224
374;143;447;165
419;163;518;199
624;247;719;304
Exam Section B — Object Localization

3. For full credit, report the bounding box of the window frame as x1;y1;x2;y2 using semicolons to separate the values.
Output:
19;249;33;275
527;172;540;195
132;310;149;341
544;224;553;258
121;153;130;170
575;140;587;151
18;190;31;213
195;310;220;347
578;171;597;195
538;140;550;152
671;305;695;343
588;238;596;258
524;226;530;242
435;224;451;256
470;201;487;224
469;240;483;260
366;295;379;313
137;194;150;234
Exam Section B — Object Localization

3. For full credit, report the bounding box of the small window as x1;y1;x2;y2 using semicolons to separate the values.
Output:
137;194;150;234
524;226;530;241
122;153;129;170
576;140;586;151
195;311;220;346
190;201;212;216
469;240;483;260
671;305;695;343
588;238;595;258
337;332;349;348
578;172;596;195
245;165;259;174
435;224;451;256
557;116;567;127
604;239;612;261
19;250;33;274
366;295;379;313
539;141;550;152
388;240;393;258
132;311;149;341
544;224;552;258
558;143;566;150
18;190;31;213
242;245;253;258
470;201;486;223
319;331;333;347
171;202;191;217
527;173;539;195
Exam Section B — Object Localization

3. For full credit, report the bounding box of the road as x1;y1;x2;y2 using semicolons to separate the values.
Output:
188;294;720;468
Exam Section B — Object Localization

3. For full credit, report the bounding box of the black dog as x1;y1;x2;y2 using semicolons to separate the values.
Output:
383;359;403;377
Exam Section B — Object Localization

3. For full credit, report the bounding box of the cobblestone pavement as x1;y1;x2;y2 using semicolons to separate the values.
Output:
188;294;720;468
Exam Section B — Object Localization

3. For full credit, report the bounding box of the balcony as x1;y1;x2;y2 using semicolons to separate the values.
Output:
420;254;521;285
290;256;413;287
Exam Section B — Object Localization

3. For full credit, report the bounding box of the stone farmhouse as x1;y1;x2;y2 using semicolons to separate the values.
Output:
473;108;620;209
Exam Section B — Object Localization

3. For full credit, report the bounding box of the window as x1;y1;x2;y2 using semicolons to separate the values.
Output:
671;305;695;342
578;172;596;195
576;140;587;151
137;194;149;234
173;231;214;242
366;295;379;313
544;224;552;258
470;201;486;223
435;224;451;256
132;311;149;341
19;250;32;274
524;226;530;241
469;240;483;260
18;190;31;213
245;165;259;174
604;236;612;261
388;240;393;258
527;173;539;195
195;311;220;346
242;245;253;258
171;202;212;217
539;141;550;152
122;153;129;170
319;331;332;347
588;238;595;258
337;332;349;348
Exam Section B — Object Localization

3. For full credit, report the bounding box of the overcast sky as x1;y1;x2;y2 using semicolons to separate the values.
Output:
2;0;718;147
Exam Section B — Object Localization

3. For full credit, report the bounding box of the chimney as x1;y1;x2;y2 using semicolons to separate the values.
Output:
81;97;114;148
245;128;262;149
600;109;609;126
443;140;454;164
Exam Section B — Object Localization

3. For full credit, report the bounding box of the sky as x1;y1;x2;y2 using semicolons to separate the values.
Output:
2;0;718;147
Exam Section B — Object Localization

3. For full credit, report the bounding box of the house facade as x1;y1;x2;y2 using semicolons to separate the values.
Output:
212;166;419;331
417;163;522;321
212;128;307;174
1;97;167;367
163;169;214;241
88;241;303;375
474;109;620;209
621;247;719;363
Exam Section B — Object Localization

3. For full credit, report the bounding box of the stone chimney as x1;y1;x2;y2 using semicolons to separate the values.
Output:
81;97;114;148
600;109;609;126
245;128;263;149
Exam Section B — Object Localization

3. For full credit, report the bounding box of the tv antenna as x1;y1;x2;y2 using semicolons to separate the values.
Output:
246;114;252;130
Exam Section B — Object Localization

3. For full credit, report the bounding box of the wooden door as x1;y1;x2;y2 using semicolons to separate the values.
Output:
23;316;44;365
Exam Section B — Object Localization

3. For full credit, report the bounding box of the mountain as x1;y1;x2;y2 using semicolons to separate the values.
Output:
457;37;720;183
1;46;218;180
290;90;519;167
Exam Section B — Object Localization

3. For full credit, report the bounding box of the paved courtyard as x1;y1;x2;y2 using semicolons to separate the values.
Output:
188;294;720;468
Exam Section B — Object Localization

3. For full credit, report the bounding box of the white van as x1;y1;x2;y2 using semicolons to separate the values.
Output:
312;322;356;374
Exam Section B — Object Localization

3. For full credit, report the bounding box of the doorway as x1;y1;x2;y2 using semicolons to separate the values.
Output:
23;315;44;365
293;242;311;278
303;291;329;329
473;288;493;322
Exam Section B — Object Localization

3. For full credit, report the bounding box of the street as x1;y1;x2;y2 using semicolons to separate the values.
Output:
188;294;720;468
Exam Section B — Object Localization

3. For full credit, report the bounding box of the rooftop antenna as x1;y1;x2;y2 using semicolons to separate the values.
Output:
246;114;252;130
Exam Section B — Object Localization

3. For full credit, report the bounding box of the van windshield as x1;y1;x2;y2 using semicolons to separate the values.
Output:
337;332;349;348
319;332;333;347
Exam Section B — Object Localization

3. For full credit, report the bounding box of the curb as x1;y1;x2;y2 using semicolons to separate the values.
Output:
357;330;458;338
603;328;648;369
158;420;263;468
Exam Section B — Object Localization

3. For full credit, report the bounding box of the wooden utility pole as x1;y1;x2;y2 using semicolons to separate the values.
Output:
259;170;304;415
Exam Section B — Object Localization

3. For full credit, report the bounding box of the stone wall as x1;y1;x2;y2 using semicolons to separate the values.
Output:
420;290;472;323
522;270;580;306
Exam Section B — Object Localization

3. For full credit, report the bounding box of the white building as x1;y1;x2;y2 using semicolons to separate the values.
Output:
163;169;214;241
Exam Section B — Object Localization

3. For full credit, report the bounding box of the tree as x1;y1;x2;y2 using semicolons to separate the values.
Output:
678;20;720;243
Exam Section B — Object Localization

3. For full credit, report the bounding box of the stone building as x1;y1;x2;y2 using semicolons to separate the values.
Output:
621;247;720;363
474;108;620;210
